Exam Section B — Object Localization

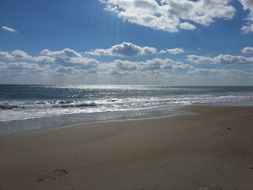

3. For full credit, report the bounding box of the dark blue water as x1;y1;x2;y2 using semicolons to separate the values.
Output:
1;85;253;136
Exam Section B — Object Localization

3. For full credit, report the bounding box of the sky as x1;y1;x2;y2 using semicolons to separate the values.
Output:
0;0;253;85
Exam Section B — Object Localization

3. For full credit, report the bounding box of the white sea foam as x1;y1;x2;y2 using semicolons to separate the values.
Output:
0;93;253;122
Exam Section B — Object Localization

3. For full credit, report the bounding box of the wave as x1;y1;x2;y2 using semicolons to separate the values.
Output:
0;104;21;110
52;101;97;108
0;100;98;110
1;94;253;111
0;94;253;123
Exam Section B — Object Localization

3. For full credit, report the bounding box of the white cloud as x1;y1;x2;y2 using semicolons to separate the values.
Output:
0;50;32;60
2;26;17;33
10;50;32;60
241;23;253;33
40;48;82;58
0;48;252;83
108;58;194;76
108;57;248;78
187;55;215;64
187;54;253;64
86;42;157;57
39;49;99;71
7;62;44;71
239;0;253;33
179;22;196;30
242;46;253;54
188;68;249;77
160;48;184;55
0;51;14;60
99;0;235;32
0;49;99;74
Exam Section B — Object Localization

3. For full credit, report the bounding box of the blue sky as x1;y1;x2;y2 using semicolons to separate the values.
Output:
0;0;253;85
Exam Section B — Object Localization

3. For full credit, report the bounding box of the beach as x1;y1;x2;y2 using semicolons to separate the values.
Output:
1;105;253;190
1;0;253;189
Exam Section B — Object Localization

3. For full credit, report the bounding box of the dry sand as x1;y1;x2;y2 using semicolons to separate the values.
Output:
1;106;253;190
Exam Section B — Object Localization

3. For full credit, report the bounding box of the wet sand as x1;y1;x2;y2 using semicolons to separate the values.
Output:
1;106;253;190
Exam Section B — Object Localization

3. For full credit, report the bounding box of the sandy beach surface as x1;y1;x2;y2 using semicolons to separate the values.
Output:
1;106;253;190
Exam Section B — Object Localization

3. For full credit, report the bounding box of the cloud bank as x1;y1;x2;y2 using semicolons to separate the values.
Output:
0;42;253;84
99;0;235;32
187;54;253;64
99;0;253;33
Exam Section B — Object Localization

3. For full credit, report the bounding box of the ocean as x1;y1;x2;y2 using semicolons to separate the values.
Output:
1;85;253;136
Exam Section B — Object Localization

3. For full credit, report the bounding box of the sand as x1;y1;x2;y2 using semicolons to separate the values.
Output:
1;106;253;190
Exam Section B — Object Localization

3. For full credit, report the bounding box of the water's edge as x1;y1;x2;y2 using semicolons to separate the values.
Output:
0;105;187;137
2;103;253;138
1;85;253;137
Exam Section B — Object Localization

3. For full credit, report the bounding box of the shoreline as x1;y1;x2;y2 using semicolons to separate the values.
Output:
1;103;251;138
1;105;253;189
0;105;186;137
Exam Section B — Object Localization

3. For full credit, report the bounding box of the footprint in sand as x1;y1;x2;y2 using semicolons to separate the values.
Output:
36;169;69;183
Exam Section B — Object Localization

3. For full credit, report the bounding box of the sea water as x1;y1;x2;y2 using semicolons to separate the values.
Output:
1;85;253;136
